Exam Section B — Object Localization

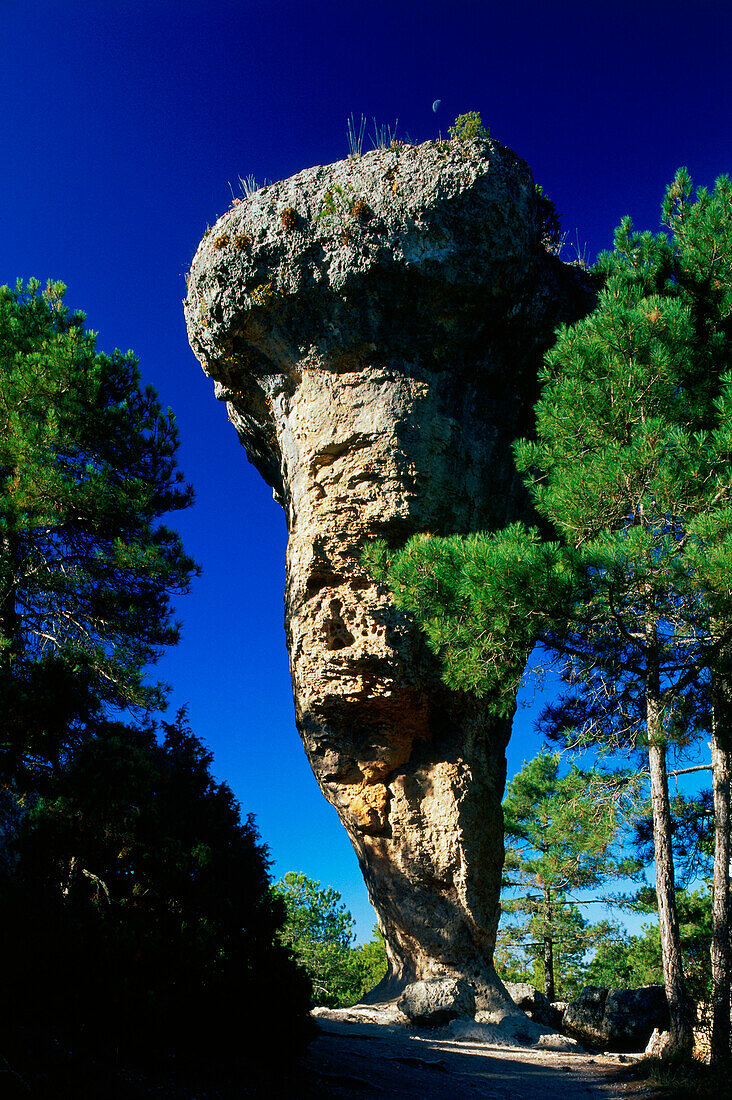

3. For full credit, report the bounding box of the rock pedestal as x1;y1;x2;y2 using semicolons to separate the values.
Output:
185;136;591;1009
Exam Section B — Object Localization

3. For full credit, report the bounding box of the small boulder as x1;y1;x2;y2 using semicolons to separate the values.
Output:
398;978;476;1027
535;1032;583;1052
446;1018;526;1047
645;1028;673;1058
550;1000;570;1029
502;981;558;1027
563;986;607;1045
603;987;669;1051
564;986;669;1052
503;981;549;1012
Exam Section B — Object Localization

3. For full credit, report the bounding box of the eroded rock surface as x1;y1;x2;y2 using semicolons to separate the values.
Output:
398;978;476;1027
563;985;670;1052
185;135;592;1009
503;981;561;1028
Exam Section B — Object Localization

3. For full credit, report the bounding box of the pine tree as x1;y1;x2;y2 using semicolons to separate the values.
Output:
499;751;630;1001
0;710;312;1081
274;871;387;1007
660;174;732;1062
497;899;618;1000
0;279;199;782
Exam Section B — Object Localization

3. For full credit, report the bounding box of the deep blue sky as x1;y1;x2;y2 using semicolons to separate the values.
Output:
2;0;729;938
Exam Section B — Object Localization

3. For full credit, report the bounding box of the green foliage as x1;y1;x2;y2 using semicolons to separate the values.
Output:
503;752;632;892
363;527;572;716
0;282;312;1089
275;872;387;1007
277;870;355;953
509;173;732;772
631;789;714;888
368;170;732;721
351;924;388;993
448;110;490;143
0;279;199;783
0;710;312;1079
497;902;620;1001
317;182;357;222
498;751;631;998
585;924;663;990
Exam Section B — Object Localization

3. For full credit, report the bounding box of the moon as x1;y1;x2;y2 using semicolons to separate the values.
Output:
432;99;441;113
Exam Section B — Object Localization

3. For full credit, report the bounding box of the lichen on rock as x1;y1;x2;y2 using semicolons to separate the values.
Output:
185;135;592;1010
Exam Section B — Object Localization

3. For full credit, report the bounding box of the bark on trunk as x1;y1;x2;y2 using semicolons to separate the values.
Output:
644;612;693;1056
711;694;731;1065
543;886;555;1003
0;529;20;656
647;737;693;1055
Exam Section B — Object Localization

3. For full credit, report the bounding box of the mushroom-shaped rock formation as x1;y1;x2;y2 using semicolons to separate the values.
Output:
185;137;591;1011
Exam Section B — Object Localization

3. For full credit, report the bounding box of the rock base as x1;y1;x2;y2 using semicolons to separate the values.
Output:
398;978;476;1027
312;1000;582;1053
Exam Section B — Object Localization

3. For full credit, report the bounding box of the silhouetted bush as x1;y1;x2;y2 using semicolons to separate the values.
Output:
0;711;312;1093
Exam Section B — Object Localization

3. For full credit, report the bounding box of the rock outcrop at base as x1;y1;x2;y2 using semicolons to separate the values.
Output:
399;978;476;1027
563;986;670;1051
185;135;591;1008
503;981;562;1028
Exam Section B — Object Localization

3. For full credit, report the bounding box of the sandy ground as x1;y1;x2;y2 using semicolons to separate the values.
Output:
286;1010;661;1099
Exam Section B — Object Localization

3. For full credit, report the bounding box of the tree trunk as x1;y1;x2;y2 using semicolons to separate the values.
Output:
711;685;731;1065
0;529;20;658
647;737;693;1054
646;625;693;1056
543;886;555;1003
0;528;23;774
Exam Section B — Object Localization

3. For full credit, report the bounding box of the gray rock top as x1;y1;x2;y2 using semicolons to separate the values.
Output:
184;135;584;506
186;136;541;370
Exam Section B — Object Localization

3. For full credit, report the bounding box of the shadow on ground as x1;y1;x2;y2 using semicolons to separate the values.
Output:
285;1016;665;1099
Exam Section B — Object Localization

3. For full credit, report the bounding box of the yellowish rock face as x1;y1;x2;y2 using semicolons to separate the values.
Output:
185;136;593;1009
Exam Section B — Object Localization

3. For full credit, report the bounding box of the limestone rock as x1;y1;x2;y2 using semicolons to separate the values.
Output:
451;1014;580;1050
535;1031;583;1052
645;1028;672;1058
185;135;592;1008
311;1003;410;1031
603;987;669;1051
563;986;669;1052
445;1018;531;1047
503;981;558;1027
562;986;607;1046
398;977;476;1027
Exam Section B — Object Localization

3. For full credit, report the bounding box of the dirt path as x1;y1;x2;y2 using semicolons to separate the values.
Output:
288;1015;660;1099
